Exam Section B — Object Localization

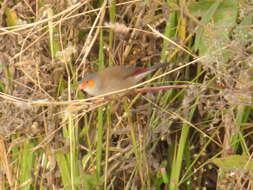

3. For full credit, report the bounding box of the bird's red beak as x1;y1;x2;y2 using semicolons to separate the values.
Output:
78;82;86;91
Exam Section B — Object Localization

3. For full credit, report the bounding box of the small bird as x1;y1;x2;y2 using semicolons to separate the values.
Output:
79;63;167;96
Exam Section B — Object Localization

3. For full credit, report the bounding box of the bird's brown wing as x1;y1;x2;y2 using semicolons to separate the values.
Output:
99;65;137;80
97;66;138;94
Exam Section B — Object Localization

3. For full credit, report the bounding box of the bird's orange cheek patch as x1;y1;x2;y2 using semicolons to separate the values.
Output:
88;80;94;87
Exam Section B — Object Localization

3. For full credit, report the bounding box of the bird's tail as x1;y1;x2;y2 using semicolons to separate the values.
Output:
132;62;168;81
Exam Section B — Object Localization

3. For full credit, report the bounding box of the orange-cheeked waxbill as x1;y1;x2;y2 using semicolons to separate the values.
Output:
79;63;167;96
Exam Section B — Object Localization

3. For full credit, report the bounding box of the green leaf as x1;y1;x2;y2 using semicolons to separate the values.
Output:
212;155;253;172
83;173;103;188
190;0;238;61
5;8;18;26
233;13;253;46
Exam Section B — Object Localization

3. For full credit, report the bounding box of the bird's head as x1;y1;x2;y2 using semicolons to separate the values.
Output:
79;73;101;96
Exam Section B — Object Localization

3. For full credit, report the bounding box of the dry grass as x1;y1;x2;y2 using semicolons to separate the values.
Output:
0;0;253;190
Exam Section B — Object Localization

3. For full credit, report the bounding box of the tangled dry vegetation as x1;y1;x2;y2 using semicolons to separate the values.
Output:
0;0;253;189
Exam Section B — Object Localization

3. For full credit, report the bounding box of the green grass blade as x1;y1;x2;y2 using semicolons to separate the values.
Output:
169;105;196;190
19;141;35;190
